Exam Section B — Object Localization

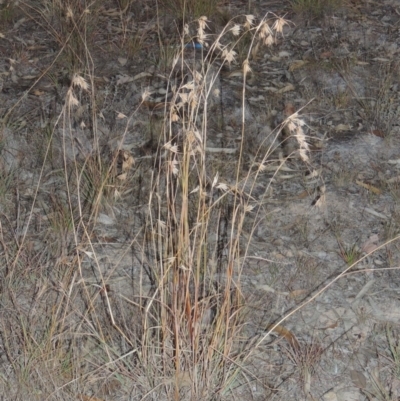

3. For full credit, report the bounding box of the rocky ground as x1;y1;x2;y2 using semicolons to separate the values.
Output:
1;0;400;400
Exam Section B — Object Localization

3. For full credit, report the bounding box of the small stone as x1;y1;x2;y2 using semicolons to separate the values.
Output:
323;390;338;401
285;249;294;258
272;238;284;246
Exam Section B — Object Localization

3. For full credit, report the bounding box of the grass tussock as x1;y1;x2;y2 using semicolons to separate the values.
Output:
290;0;343;19
158;0;221;21
2;1;392;400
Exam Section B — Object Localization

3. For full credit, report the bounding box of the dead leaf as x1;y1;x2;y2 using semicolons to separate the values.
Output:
31;89;45;96
227;70;243;78
100;7;122;17
116;172;127;181
133;71;152;80
251;42;260;58
323;390;338;401
314;193;326;208
350;370;367;389
288;289;308;299
289;60;308;71
267;324;300;351
284;102;295;116
26;45;47;51
364;207;388;219
255;284;276;293
371;129;385;138
335;123;352;132
372;57;390;62
277;83;295;93
118;57;128;66
356;180;382;195
296;190;309;199
116;74;133;85
22;75;38;80
324;321;339;329
122;156;134;170
320;51;333;59
143;100;170;111
361;234;379;254
278;50;291;58
387;175;400;183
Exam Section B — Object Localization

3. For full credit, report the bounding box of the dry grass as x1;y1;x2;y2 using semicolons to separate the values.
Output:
158;0;221;20
0;5;301;399
2;1;399;400
290;0;344;19
361;325;400;401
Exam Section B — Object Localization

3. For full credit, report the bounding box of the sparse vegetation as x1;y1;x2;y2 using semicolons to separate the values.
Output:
290;0;343;19
0;2;13;23
338;242;361;266
1;0;400;400
158;0;220;20
386;324;400;380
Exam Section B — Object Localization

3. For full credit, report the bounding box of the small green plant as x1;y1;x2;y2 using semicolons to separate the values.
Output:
337;242;361;266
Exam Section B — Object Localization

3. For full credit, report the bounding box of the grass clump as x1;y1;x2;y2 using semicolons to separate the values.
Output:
338;243;361;266
386;324;400;379
159;0;221;20
0;0;16;24
0;4;334;400
290;0;343;19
